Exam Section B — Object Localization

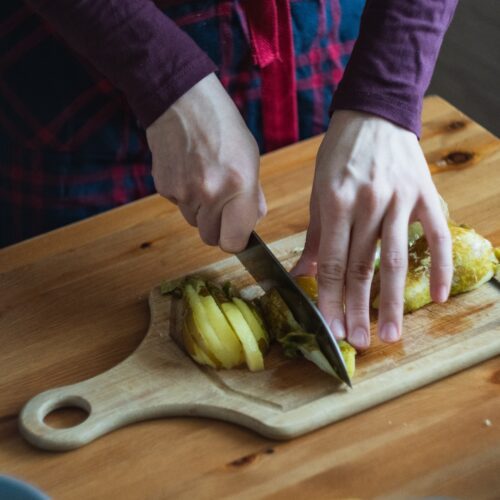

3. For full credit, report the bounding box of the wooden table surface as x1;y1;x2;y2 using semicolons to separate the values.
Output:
1;96;499;499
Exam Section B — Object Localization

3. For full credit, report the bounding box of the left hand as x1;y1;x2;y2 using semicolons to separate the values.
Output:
291;110;453;350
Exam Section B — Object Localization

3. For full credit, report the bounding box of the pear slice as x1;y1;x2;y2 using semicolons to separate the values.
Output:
183;284;235;368
200;294;244;366
182;313;221;368
207;282;265;371
182;315;217;368
232;297;269;353
190;341;218;368
220;301;264;371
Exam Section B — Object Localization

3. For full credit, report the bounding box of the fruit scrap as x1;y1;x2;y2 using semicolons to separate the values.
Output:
260;284;356;380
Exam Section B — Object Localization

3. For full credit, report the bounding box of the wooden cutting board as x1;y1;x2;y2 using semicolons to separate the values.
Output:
19;231;500;451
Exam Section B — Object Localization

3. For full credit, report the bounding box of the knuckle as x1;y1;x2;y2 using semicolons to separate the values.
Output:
159;189;182;205
379;298;404;312
196;176;219;204
381;250;406;271
348;261;374;281
160;183;189;204
176;194;191;206
198;169;248;206
360;186;381;211
319;297;344;313
318;260;346;284
392;185;413;204
428;229;451;247
199;184;218;205
433;261;454;273
322;297;344;309
346;302;369;315
224;169;246;192
324;191;352;214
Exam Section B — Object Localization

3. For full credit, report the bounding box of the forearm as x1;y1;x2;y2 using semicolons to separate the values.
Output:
26;0;216;127
332;0;458;136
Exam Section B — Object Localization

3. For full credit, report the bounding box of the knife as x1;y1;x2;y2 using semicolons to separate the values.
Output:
236;231;352;387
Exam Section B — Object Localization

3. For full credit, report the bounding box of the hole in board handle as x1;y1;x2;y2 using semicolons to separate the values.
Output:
43;396;91;429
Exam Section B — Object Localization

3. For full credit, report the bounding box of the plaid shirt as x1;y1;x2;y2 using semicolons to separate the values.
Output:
0;0;364;247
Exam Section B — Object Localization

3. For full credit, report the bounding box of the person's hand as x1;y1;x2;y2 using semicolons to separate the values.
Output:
146;73;266;252
292;110;452;349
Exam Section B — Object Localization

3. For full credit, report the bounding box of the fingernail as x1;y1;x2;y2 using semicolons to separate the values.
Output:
350;327;368;348
436;285;449;303
380;322;399;343
330;319;346;339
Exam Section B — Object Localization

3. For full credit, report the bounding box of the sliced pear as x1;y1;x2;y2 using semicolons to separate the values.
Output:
200;294;244;366
207;282;265;371
183;311;221;368
232;297;269;353
182;316;197;357
183;315;217;368
183;284;235;368
190;341;218;368
220;302;264;371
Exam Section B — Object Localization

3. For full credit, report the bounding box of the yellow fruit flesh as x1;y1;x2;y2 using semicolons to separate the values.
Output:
295;275;318;302
178;276;358;378
220;302;264;371
339;340;356;379
183;312;221;368
184;284;236;368
232;297;269;353
191;342;218;368
200;294;244;366
372;224;498;313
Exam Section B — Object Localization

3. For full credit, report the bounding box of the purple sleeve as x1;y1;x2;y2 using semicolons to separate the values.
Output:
26;0;217;128
332;0;458;137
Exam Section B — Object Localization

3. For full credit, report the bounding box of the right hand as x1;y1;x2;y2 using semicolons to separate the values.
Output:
146;73;267;252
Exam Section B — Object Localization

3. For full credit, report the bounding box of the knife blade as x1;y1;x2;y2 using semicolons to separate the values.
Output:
236;231;352;387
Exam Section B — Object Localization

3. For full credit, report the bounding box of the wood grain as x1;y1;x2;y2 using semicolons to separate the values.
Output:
17;232;500;450
1;97;499;498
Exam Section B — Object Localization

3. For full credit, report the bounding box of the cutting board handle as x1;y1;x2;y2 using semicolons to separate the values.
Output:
17;356;274;451
18;290;194;451
17;341;202;452
18;364;144;451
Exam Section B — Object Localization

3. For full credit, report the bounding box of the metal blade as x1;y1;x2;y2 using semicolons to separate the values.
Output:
236;232;352;387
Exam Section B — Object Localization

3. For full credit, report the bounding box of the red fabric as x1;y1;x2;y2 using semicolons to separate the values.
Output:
1;0;356;247
244;0;299;151
245;0;280;67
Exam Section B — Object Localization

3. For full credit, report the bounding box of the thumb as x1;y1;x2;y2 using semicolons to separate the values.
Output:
219;192;260;253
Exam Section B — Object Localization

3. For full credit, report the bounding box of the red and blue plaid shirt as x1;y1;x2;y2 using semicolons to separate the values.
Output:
0;0;364;247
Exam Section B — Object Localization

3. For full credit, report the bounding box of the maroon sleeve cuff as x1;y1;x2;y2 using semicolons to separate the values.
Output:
332;0;458;137
332;91;422;137
26;0;217;127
